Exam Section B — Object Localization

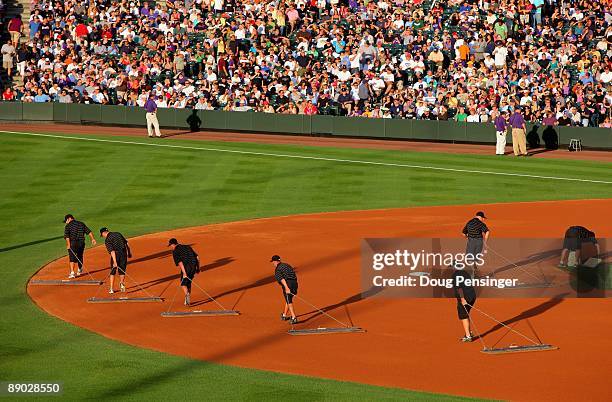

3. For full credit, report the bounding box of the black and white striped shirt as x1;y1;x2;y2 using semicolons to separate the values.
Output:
64;220;91;244
172;244;199;270
105;232;128;255
274;262;297;283
462;218;489;238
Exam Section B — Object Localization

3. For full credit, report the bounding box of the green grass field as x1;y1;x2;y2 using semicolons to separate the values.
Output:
1;130;610;400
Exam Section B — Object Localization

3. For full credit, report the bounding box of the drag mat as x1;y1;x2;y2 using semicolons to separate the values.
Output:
29;200;612;401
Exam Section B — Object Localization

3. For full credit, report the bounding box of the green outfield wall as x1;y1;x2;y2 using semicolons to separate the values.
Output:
1;102;610;149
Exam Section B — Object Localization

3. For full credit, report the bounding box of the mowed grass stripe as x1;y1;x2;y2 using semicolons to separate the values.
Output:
1;130;611;185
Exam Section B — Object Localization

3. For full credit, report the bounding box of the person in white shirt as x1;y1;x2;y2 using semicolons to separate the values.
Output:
413;57;425;75
466;111;480;122
182;81;196;96
381;106;392;118
336;65;351;82
600;67;612;84
156;97;168;108
214;0;224;13
492;45;508;69
283;58;296;72
205;68;217;82
235;24;246;40
569;107;581;126
483;54;495;69
392;16;404;30
194;97;212;110
519;92;532;106
349;49;361;71
486;12;497;26
368;76;385;97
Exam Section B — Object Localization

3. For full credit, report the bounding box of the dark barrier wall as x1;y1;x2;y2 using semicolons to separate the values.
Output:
1;102;610;149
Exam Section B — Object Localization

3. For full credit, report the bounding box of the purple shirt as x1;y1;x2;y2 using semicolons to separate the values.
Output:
494;115;507;131
508;112;525;129
542;116;556;126
144;99;157;113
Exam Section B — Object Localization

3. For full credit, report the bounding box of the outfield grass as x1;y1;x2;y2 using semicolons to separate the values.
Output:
1;131;610;400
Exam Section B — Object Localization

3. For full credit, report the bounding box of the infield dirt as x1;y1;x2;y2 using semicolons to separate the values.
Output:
29;199;611;401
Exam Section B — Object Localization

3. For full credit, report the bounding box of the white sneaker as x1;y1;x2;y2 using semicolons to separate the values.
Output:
77;268;83;276
120;283;126;293
108;289;115;294
68;272;75;279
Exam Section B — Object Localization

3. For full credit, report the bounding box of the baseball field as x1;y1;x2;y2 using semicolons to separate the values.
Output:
1;125;611;401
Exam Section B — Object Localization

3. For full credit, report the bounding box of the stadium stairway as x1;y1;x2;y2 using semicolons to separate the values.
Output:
1;0;29;89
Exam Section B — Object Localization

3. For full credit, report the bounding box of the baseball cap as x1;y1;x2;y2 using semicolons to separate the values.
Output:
99;227;109;235
270;255;281;262
168;238;178;246
476;211;487;219
63;214;74;223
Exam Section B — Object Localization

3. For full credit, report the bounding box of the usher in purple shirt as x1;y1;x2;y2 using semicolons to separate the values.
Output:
508;112;525;128
144;99;157;113
494;115;507;131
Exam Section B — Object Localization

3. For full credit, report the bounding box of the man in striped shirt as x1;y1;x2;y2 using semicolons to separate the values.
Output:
63;214;96;278
271;255;298;324
462;212;490;274
168;238;200;306
100;227;131;294
559;226;600;268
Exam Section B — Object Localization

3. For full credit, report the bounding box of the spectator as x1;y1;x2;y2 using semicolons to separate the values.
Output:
58;89;73;103
0;0;605;128
2;86;15;101
1;41;15;76
7;16;22;46
33;88;50;103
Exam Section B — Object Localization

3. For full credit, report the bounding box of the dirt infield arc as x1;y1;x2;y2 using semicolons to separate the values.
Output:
29;200;612;401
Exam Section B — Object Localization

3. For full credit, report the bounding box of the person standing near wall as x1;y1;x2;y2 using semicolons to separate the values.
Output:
144;94;162;138
493;110;508;155
509;107;529;157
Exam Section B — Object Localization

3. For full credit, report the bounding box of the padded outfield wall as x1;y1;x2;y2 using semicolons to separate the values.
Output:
1;102;610;149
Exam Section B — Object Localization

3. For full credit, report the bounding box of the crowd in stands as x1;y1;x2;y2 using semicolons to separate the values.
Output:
1;0;611;128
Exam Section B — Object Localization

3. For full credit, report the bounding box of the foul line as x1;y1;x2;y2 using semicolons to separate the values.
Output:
1;130;611;185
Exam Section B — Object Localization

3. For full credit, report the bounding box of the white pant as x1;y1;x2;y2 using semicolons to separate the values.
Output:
146;112;161;137
17;61;26;77
496;130;507;154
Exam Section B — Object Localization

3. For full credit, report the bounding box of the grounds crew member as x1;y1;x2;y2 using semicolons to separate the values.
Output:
100;227;131;294
452;262;477;343
168;238;200;306
559;226;600;268
63;214;96;278
271;255;298;324
462;211;490;276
